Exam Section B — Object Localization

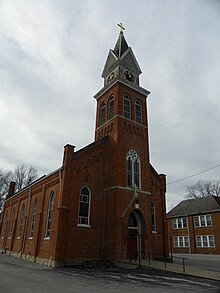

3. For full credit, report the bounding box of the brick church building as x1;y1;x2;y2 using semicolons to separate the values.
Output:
0;28;168;267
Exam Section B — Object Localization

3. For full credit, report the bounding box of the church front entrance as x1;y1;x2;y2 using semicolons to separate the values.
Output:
127;212;141;260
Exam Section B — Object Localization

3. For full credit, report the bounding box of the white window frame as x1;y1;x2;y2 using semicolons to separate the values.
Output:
174;236;189;247
29;198;38;239
126;149;141;189
1;211;8;239
194;214;212;227
100;102;106;126
45;191;54;239
108;95;114;120
17;204;25;239
78;187;91;227
9;207;16;238
196;235;215;248
135;99;142;124
172;217;188;229
123;94;131;119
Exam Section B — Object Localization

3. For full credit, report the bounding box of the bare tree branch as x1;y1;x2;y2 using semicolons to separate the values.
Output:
186;180;220;199
11;164;39;192
0;165;39;216
0;169;11;213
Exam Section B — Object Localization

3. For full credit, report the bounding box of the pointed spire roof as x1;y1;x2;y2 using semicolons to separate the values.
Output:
102;27;142;78
113;31;129;58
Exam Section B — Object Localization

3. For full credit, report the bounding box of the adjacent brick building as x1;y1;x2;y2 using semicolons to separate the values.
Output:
167;196;220;254
0;29;168;267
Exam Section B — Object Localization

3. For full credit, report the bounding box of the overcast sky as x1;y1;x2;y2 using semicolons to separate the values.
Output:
0;0;220;211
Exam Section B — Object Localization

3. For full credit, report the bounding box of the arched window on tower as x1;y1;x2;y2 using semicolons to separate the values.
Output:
108;95;114;119
123;94;131;119
100;102;106;126
135;99;142;124
78;187;91;226
45;191;54;239
151;201;156;232
126;149;141;189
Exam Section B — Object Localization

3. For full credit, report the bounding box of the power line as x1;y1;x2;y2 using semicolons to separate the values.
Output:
167;163;220;185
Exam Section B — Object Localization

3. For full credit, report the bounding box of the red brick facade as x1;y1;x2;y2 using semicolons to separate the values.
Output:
0;32;168;267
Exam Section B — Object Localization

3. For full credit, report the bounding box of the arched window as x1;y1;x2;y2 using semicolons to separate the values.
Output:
45;191;54;239
123;94;131;119
9;207;15;237
29;198;38;238
1;211;8;238
135;100;142;124
18;204;25;238
78;187;91;226
100;102;106;126
126;149;141;188
108;95;114;119
151;201;156;232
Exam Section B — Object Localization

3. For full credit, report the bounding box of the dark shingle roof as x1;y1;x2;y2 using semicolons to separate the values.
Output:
167;196;220;218
113;32;129;58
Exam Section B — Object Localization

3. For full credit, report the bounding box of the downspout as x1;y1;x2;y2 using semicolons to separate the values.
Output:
54;168;63;267
21;186;32;253
58;168;62;208
187;216;191;254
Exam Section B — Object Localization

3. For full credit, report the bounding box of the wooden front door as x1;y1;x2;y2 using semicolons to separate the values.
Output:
127;229;138;260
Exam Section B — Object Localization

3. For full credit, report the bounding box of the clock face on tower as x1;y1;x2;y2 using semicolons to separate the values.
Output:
123;70;135;83
107;71;115;83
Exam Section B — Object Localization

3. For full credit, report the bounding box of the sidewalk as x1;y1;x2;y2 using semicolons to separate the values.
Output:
121;259;220;281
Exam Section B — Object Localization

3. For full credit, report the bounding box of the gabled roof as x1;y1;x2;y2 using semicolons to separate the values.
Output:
167;196;220;218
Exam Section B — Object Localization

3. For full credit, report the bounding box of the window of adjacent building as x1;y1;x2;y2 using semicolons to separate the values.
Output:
126;149;141;189
196;235;215;248
123;94;131;119
172;217;188;229
174;236;189;247
135;100;142;124
18;204;25;238
151;201;156;232
194;214;212;227
108;95;114;119
100;102;106;126
29;198;38;238
78;187;91;226
45;191;54;239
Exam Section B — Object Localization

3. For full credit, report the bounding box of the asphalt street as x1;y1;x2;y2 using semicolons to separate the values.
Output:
173;253;220;273
0;254;220;293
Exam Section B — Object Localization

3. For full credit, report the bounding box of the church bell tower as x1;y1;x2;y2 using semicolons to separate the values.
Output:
94;24;152;190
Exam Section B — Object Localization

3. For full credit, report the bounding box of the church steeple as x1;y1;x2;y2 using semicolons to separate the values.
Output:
102;24;142;87
113;23;129;58
94;25;150;143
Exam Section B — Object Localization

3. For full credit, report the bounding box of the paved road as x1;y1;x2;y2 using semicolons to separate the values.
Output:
173;254;220;272
0;254;220;293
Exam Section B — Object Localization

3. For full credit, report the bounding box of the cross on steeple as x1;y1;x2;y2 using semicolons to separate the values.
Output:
117;22;125;34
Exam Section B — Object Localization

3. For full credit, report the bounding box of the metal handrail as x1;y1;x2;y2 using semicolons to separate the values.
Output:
129;251;187;272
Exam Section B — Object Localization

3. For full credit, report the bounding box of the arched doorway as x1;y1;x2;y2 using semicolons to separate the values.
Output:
127;211;141;260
